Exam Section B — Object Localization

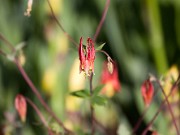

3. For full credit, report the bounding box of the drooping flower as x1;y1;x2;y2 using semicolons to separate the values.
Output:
100;62;121;97
15;94;27;122
141;79;154;107
79;37;95;76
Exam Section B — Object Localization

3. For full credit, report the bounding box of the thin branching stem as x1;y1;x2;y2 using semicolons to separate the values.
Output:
47;0;110;46
93;0;110;42
132;84;160;134
96;50;113;61
46;0;78;47
156;78;180;135
14;58;74;135
0;33;72;134
142;75;180;135
0;49;7;57
26;97;54;135
0;33;16;53
132;107;148;134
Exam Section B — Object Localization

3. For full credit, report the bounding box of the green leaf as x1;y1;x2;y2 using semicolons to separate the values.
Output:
93;85;104;96
91;95;107;106
70;90;90;98
96;43;106;51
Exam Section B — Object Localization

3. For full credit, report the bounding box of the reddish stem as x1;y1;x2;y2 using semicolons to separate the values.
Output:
0;33;74;135
156;79;180;135
142;76;180;135
96;50;113;61
132;107;148;134
26;97;54;134
46;0;78;47
0;49;7;57
0;33;15;52
132;84;161;134
93;0;110;42
14;58;74;135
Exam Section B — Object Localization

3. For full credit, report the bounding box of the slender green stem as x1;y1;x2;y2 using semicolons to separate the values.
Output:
89;73;95;135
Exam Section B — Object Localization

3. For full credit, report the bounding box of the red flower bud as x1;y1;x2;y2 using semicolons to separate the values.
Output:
141;79;154;107
79;37;95;76
15;94;27;122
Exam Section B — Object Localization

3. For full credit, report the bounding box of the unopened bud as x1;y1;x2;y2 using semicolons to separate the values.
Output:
107;57;113;74
15;94;27;122
141;79;154;107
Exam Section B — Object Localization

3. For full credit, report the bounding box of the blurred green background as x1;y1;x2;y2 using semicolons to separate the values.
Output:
0;0;180;134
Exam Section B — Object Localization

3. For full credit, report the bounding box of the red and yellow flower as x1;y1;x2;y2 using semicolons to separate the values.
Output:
79;37;95;76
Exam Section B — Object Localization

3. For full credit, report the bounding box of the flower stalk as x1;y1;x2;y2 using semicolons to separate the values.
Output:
46;0;78;47
132;84;160;134
89;72;95;135
14;58;73;135
142;75;180;135
25;97;54;135
0;33;74;135
93;0;110;42
155;77;180;135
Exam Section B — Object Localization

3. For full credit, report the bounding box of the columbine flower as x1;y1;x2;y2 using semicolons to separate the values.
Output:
15;94;27;122
141;79;154;107
79;37;95;76
100;62;121;97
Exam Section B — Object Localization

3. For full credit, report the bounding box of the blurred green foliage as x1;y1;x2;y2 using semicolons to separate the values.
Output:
0;0;180;135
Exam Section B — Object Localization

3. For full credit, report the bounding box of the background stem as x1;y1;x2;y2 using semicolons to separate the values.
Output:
142;75;180;135
26;97;54;134
14;58;73;135
156;79;180;135
93;0;110;42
